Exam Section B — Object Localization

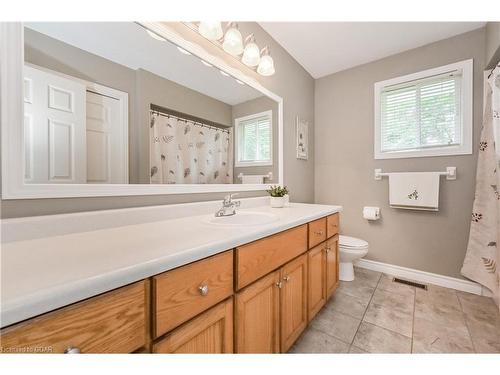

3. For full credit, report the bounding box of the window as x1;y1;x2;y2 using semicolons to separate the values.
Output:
374;59;473;159
235;110;272;167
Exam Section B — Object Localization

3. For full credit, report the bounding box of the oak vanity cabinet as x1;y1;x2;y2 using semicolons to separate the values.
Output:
153;298;233;354
0;281;149;354
235;270;281;353
279;253;308;352
152;251;234;353
307;242;327;321
234;225;309;353
326;234;340;299
0;212;340;355
307;215;339;321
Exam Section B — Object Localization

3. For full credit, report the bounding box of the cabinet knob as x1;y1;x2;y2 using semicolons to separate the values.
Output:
64;346;81;354
276;281;283;289
326;247;331;253
283;275;290;282
198;284;209;296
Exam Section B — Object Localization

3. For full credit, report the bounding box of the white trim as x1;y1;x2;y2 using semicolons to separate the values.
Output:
356;258;492;296
374;59;473;160
234;110;273;167
1;22;284;199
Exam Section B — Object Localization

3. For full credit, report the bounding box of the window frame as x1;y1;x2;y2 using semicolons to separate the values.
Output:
374;59;473;160
234;110;273;167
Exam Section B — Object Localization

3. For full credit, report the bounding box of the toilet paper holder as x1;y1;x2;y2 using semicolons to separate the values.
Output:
363;206;380;220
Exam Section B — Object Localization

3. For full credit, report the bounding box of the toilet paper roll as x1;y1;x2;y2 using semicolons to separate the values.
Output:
363;206;380;220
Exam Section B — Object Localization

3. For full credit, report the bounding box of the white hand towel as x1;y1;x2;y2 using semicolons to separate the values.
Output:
241;175;264;184
388;172;440;211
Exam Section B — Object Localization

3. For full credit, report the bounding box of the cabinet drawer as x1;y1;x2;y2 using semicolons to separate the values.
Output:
153;298;233;354
327;213;339;238
153;251;233;338
0;281;147;354
309;217;327;248
236;225;307;290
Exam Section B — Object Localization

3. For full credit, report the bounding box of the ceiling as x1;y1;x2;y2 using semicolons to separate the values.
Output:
25;22;262;106
259;22;486;79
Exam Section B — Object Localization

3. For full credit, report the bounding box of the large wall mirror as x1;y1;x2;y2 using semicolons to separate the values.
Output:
0;22;283;199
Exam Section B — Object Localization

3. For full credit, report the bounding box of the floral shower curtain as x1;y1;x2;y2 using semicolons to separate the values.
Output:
149;111;233;184
461;64;500;310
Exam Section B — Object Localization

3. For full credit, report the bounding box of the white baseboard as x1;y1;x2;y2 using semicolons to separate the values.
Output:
355;259;491;296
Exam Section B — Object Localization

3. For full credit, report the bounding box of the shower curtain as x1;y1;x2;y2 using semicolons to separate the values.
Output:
461;63;500;310
149;111;233;184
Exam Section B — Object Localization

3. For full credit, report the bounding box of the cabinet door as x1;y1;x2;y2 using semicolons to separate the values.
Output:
308;243;327;322
280;254;308;353
235;270;281;353
153;298;233;354
326;235;339;299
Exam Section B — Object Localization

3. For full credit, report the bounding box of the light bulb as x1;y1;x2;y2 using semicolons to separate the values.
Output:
242;35;260;67
257;54;275;76
198;22;223;40
222;23;243;56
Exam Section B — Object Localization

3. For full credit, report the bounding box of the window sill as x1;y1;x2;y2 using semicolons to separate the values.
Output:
235;161;273;167
374;144;472;160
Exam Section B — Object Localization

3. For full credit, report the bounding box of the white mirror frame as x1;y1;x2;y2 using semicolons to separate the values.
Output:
0;22;283;199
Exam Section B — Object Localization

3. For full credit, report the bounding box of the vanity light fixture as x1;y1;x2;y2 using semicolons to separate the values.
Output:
145;29;166;42
242;34;261;67
222;22;244;56
257;46;275;76
198;21;223;41
184;22;276;76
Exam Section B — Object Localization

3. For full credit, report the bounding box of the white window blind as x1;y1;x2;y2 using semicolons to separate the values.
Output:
380;73;462;153
237;112;272;165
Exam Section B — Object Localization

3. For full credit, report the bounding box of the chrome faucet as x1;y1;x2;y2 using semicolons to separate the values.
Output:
215;193;241;217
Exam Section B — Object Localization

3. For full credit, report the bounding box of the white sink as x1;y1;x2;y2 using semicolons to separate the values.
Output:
205;211;279;226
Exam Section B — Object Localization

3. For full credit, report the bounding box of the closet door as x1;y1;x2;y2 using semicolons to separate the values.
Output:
24;64;86;183
308;243;327;322
280;254;308;352
235;270;281;353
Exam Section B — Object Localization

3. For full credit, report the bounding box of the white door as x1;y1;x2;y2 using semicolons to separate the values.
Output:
24;65;86;183
86;91;127;184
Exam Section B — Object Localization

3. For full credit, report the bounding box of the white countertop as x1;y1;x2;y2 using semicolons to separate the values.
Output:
1;201;341;328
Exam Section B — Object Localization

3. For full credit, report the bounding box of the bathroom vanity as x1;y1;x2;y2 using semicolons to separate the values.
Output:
0;201;340;354
0;22;337;354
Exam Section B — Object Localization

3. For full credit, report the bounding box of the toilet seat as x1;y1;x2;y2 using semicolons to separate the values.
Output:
339;235;368;250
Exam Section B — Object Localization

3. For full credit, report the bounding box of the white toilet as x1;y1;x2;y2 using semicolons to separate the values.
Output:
339;235;369;281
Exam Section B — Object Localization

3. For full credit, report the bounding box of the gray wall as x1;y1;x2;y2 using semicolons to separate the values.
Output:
314;28;486;279
486;22;500;68
1;22;315;218
231;96;278;184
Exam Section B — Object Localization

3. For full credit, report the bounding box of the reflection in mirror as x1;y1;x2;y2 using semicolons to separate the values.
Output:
22;22;278;185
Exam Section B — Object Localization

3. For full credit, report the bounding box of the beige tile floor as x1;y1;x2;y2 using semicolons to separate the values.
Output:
289;267;500;353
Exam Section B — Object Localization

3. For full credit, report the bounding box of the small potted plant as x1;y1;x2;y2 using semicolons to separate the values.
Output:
267;185;289;208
